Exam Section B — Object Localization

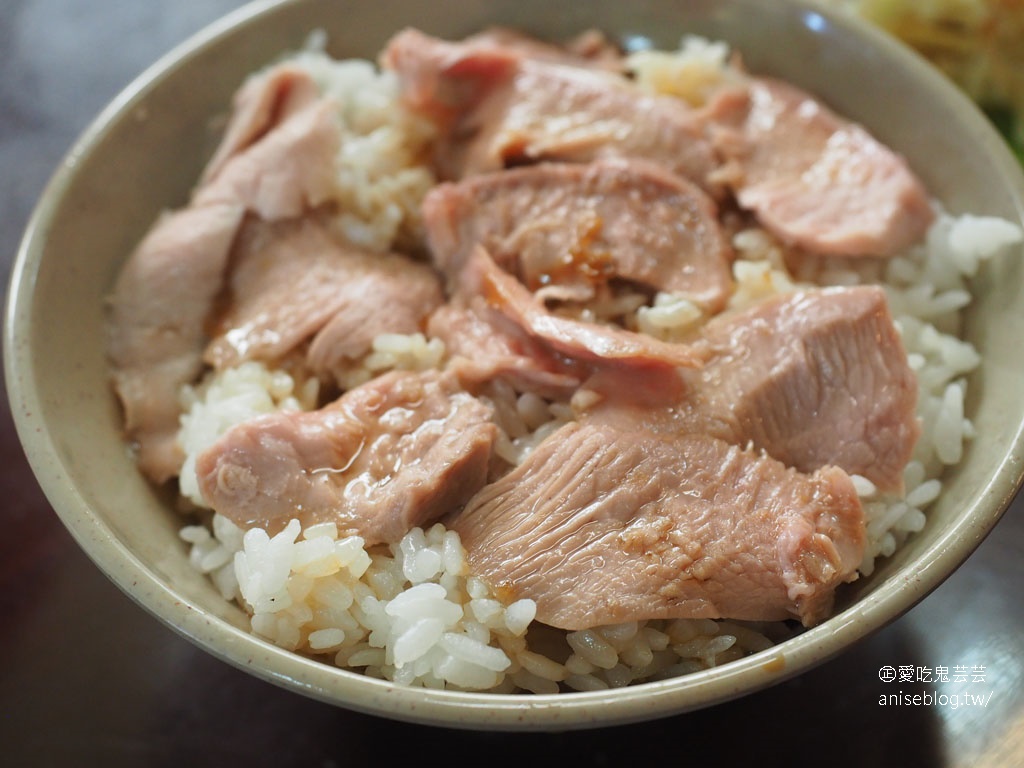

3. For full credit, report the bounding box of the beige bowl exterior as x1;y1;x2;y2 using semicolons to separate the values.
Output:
5;0;1024;729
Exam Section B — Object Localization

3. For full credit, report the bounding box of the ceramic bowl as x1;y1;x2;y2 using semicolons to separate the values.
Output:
6;0;1024;729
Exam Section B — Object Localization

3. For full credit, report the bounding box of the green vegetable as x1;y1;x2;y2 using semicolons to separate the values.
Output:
985;106;1024;166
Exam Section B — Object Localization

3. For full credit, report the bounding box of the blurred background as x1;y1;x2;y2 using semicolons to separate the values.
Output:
1;1;1021;766
828;0;1023;162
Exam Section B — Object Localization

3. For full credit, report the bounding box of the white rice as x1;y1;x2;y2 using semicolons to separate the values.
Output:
282;35;438;252
627;34;744;105
175;37;1023;692
335;331;445;391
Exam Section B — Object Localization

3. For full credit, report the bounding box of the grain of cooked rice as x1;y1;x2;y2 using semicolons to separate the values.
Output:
636;293;704;340
175;36;1024;692
627;35;742;106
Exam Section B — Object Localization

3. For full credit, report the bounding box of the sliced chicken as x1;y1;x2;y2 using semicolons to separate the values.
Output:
707;77;934;257
196;370;497;544
450;419;864;629
423;158;733;310
204;216;443;380
108;203;244;482
427;300;585;398
582;286;919;494
463;245;704;370
108;64;343;482
382;28;720;190
201;63;324;183
194;89;341;220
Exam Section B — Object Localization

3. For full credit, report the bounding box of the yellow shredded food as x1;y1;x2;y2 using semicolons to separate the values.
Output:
828;0;1024;161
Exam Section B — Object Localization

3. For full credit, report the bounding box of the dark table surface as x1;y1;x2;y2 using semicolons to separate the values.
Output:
2;2;1022;766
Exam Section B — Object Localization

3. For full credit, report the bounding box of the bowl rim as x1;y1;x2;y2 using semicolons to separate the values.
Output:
5;0;1024;730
